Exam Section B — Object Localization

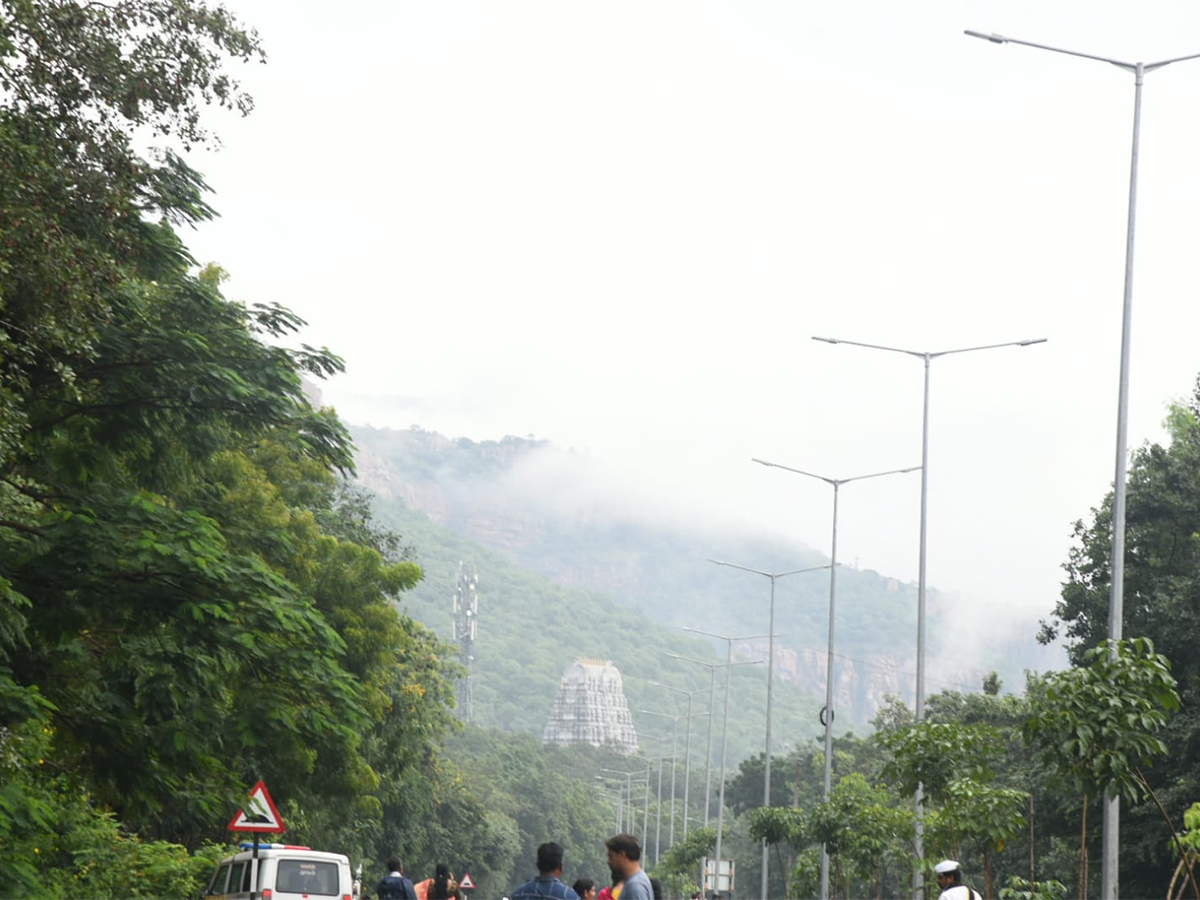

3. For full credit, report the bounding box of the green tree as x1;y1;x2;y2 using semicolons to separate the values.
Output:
0;0;471;886
808;772;912;900
880;720;1003;840
746;806;807;899
652;824;716;899
1023;638;1181;899
0;0;264;477
932;779;1028;898
1045;379;1200;895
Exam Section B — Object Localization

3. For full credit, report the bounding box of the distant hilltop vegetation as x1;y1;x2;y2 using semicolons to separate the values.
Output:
351;424;1044;740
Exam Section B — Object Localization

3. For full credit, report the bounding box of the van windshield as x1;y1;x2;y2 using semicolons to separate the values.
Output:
275;859;341;896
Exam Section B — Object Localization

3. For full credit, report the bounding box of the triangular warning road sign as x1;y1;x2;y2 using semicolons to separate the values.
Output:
458;873;475;890
228;780;286;833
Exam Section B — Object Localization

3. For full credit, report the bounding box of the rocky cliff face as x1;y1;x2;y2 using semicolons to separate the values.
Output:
770;644;913;720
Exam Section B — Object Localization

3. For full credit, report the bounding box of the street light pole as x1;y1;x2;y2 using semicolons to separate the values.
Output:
684;628;767;894
751;461;919;900
652;681;712;840
596;774;624;830
964;32;1200;899
708;559;832;900
656;754;664;862
642;756;651;852
812;334;1045;896
668;653;759;827
638;710;683;848
600;768;636;831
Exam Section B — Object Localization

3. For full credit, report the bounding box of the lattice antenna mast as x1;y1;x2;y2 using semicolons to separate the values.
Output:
452;561;479;721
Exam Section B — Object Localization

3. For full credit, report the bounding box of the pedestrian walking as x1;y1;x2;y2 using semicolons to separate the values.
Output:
376;856;418;900
511;842;580;900
935;860;982;900
604;834;652;900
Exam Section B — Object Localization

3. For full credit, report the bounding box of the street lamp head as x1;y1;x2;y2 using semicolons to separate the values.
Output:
1018;338;1048;346
811;336;839;344
965;29;1007;44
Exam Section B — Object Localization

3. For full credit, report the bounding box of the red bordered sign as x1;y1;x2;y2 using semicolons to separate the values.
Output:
228;780;286;833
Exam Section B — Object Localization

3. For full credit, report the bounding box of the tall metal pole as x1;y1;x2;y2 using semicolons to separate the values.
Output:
643;759;651;852
652;682;707;840
669;717;678;847
638;710;686;850
914;354;931;885
964;32;1200;898
679;632;765;899
1101;65;1142;896
669;652;760;828
667;655;718;825
656;755;664;864
716;637;733;885
628;772;638;835
682;692;694;839
751;461;917;900
597;776;623;830
707;560;830;900
601;767;639;833
824;484;841;900
812;335;1044;897
704;665;715;826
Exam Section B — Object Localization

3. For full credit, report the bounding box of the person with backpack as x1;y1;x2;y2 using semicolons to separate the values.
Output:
934;859;982;900
376;856;418;900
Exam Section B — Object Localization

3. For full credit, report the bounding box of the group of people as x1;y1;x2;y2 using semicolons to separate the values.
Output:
511;833;655;900
374;833;656;900
375;838;979;900
375;858;462;900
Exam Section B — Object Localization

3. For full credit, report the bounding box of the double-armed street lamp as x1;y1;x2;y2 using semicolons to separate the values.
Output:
650;681;712;841
667;652;764;828
682;628;767;886
811;334;1045;895
964;31;1200;899
634;740;670;865
750;460;919;900
635;755;653;859
594;775;625;832
598;768;636;833
599;767;651;840
708;559;832;900
637;708;686;847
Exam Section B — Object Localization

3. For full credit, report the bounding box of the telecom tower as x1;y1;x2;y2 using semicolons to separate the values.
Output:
452;561;479;722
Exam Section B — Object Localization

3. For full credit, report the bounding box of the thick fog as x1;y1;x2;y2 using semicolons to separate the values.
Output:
185;1;1200;675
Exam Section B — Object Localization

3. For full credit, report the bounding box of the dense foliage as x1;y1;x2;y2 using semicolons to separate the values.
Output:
4;3;1200;899
1041;380;1200;898
0;1;461;894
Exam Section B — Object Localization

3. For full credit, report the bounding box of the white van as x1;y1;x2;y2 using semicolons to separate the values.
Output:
202;842;353;900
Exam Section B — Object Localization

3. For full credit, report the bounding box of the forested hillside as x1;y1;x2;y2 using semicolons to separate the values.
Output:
368;490;825;766
351;424;1045;727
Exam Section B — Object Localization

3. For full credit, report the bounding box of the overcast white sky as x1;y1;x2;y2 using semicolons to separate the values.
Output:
185;1;1200;661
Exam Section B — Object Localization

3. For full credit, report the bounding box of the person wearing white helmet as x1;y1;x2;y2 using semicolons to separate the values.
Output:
934;860;982;900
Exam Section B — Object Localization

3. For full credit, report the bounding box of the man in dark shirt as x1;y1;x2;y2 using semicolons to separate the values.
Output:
375;855;417;900
510;842;580;900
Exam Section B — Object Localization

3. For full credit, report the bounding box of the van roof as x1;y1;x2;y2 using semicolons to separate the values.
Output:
219;846;351;864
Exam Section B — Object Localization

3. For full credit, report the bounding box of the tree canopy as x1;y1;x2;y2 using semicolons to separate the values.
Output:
0;1;463;892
